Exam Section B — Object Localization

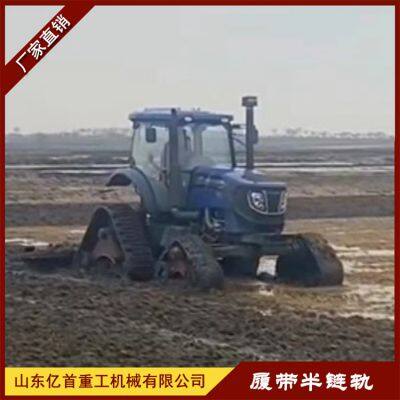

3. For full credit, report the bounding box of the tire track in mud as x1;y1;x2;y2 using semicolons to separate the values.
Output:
6;269;269;365
5;260;394;365
6;287;267;361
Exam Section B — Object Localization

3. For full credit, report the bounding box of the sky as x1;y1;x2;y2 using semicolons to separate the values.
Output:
5;6;395;135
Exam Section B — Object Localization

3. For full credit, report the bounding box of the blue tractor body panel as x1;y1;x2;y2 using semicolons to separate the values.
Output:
187;166;287;235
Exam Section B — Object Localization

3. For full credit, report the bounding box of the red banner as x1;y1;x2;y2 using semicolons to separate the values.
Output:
3;2;94;94
208;362;400;399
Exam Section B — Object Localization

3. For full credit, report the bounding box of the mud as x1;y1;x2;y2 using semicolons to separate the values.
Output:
5;148;395;365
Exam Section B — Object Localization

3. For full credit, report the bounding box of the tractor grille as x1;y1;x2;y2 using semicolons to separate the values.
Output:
266;191;282;214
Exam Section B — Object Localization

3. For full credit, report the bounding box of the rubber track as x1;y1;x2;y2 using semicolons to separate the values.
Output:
98;204;154;280
163;233;224;290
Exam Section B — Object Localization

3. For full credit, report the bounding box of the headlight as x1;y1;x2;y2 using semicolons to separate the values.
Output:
248;191;268;213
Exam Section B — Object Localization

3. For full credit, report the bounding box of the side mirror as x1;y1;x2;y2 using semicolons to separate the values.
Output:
252;126;259;144
145;127;157;143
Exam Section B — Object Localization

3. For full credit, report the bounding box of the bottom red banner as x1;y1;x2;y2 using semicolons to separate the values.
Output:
208;361;399;399
4;363;399;398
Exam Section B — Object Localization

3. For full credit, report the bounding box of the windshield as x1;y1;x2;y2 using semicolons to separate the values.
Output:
180;123;232;168
131;122;233;179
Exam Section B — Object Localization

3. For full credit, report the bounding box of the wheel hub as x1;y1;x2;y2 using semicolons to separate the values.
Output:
166;245;190;279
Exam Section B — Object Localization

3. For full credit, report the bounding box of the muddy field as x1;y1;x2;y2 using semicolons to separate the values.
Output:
5;145;395;365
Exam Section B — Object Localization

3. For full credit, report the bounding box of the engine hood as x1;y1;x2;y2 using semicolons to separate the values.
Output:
188;165;287;233
191;165;286;191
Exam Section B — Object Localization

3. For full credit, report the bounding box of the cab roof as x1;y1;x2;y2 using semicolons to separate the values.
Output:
129;108;233;125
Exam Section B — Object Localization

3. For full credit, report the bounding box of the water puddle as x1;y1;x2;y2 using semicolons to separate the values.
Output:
259;165;393;174
6;163;127;170
334;245;393;259
343;284;394;321
68;229;86;235
5;238;49;247
253;264;393;321
39;170;110;175
343;260;392;274
112;156;129;162
258;248;393;279
50;155;90;161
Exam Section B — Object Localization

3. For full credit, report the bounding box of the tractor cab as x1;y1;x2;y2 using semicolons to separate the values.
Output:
129;108;234;177
128;108;237;210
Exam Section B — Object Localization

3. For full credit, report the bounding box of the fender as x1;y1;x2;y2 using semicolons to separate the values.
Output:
106;167;169;214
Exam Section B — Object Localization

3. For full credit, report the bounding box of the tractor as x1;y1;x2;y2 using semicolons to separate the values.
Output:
75;96;343;289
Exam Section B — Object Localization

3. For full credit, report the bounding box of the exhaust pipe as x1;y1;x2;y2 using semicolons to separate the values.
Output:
242;96;258;170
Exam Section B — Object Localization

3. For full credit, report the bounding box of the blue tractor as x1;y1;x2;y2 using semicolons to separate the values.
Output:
75;96;343;289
